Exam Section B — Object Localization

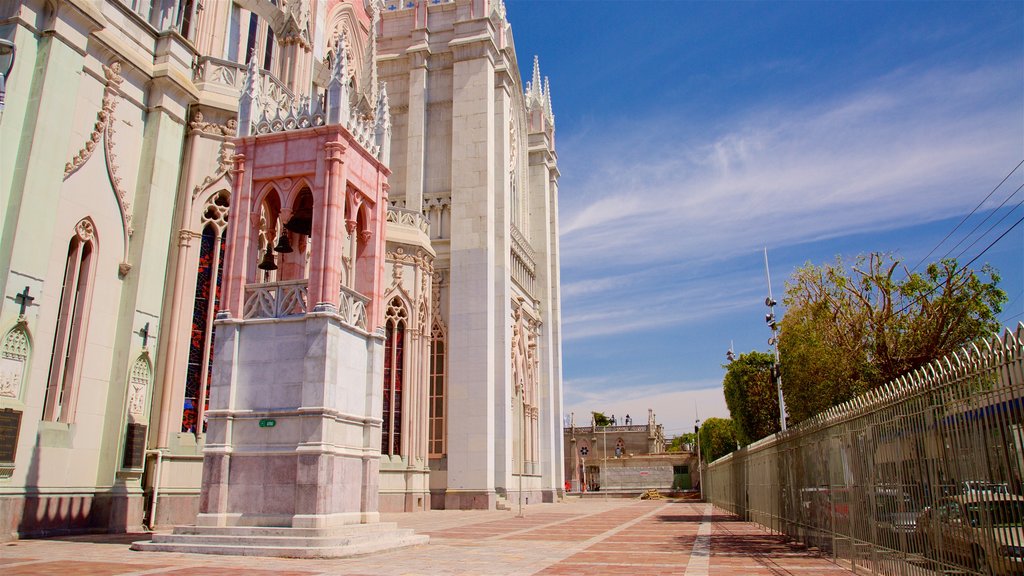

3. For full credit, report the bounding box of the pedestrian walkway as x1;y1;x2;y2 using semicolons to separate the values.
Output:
0;499;855;575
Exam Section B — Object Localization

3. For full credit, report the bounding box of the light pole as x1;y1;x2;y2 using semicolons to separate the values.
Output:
695;419;703;501
602;424;608;499
0;38;16;114
763;248;788;432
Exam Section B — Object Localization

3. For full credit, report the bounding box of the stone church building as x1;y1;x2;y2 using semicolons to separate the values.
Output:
0;0;563;539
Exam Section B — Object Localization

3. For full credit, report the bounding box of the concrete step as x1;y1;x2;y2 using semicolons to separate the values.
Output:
169;522;403;538
146;529;420;549
130;524;429;558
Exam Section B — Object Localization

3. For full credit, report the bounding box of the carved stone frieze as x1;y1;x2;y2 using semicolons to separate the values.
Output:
63;61;134;275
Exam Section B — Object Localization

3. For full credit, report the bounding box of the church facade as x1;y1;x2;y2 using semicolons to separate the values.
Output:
0;0;562;538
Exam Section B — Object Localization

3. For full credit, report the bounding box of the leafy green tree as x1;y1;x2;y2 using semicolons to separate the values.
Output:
591;411;611;426
780;253;1005;424
723;351;780;445
698;417;737;463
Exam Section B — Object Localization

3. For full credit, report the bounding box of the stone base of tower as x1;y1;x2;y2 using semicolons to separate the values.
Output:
444;490;496;510
130;522;428;558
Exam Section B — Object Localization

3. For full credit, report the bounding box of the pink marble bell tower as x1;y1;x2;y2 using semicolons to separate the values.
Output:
133;38;426;556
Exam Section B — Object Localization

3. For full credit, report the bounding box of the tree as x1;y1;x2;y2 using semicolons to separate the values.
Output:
723;351;780;445
591;411;611;427
698;417;737;463
779;253;1005;424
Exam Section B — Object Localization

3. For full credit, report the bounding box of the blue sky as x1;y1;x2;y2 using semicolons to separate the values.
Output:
506;0;1024;437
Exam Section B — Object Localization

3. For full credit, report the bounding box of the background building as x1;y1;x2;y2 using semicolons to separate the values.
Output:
564;410;697;494
0;0;562;539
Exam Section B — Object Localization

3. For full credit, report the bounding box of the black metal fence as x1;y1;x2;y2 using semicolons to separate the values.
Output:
706;324;1024;576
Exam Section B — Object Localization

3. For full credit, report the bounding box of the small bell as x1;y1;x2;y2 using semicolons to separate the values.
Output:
257;246;278;271
274;233;293;253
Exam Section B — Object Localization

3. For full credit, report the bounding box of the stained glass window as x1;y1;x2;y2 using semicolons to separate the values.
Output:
182;222;226;434
382;298;407;456
428;320;446;457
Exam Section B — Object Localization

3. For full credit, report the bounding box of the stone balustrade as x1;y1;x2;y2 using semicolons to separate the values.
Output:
242;279;309;319
338;285;369;331
386;206;430;235
193;56;294;109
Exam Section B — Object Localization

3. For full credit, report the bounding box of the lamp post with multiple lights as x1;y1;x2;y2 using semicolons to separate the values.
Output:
0;38;16;114
763;248;788;432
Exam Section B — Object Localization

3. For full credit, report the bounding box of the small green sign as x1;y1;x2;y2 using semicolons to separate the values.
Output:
259;419;276;428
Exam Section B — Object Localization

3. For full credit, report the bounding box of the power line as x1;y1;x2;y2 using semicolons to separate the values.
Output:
893;213;1024;317
950;188;1024;260
910;158;1024;273
945;183;1024;261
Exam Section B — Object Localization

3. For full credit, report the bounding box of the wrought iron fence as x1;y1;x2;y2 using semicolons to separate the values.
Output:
706;323;1024;576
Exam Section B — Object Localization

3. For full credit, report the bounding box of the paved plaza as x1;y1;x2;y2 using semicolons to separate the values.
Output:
0;499;855;575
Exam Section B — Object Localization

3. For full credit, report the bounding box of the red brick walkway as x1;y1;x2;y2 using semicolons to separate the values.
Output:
0;500;854;575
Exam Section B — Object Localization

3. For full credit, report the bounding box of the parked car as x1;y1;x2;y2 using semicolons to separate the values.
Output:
917;493;1024;575
873;489;926;552
963;481;1012;495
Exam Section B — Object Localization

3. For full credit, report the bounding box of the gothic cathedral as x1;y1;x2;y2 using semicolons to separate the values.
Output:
0;0;562;539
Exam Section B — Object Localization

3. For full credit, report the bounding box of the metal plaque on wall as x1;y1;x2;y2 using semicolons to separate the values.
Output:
0;408;22;464
122;423;147;469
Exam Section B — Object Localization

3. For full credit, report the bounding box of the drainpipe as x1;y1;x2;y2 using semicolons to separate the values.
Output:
144;450;164;530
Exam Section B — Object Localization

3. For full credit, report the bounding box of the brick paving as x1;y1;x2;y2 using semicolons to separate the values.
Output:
0;499;855;575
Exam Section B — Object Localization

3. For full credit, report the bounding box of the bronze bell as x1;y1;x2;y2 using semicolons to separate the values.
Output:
257;246;278;271
274;233;293;253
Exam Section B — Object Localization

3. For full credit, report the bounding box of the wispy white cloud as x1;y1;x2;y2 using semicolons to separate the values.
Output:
559;63;1022;269
557;62;1023;342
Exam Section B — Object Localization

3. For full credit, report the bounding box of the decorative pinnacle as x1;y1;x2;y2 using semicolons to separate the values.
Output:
543;76;554;123
531;56;541;95
375;82;391;131
242;48;260;99
331;36;349;86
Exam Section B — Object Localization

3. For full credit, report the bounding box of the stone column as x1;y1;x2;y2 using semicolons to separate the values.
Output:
219;150;252;318
404;52;428;212
444;30;498;510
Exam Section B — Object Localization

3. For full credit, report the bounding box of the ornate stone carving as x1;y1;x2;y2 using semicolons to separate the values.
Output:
76;218;96;242
190;111;238;137
65;62;123;178
0;324;30;399
127;355;151;418
64;61;134;274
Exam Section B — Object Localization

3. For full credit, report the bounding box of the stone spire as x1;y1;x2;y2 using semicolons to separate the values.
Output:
374;82;392;165
543;76;555;125
527;55;542;107
238;50;261;137
326;35;351;125
362;6;380;107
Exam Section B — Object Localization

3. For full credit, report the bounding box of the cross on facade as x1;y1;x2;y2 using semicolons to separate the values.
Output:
138;322;151;348
15;286;34;317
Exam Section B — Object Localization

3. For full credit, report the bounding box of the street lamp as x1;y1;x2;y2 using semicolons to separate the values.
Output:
763;248;788;432
0;39;16;113
695;419;702;500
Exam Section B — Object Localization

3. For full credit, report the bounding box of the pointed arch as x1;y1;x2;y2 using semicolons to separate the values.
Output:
428;316;446;457
381;296;408;457
182;218;227;435
0;323;31;401
43;218;99;422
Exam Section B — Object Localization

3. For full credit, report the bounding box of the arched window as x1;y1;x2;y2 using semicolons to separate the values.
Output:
382;297;407;456
43;219;97;422
182;194;229;434
428;318;446;457
615;438;625;457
